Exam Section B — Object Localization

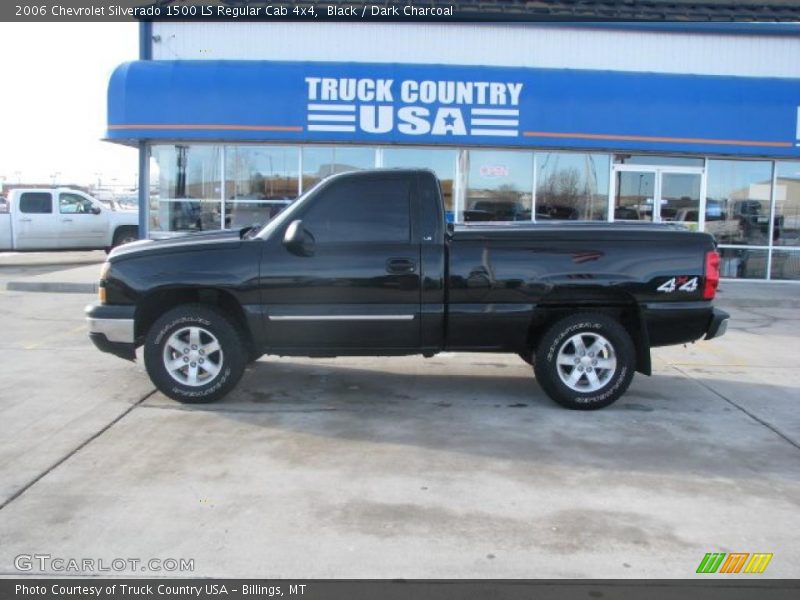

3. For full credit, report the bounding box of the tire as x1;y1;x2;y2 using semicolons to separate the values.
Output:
533;313;635;410
143;304;246;404
112;226;139;248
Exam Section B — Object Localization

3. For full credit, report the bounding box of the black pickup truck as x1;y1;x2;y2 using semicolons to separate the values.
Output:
87;169;728;410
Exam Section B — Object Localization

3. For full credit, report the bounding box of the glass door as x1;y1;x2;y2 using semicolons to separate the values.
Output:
613;169;656;221
612;165;704;226
660;171;702;230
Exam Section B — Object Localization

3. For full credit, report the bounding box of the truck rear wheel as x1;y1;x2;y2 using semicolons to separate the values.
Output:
143;304;246;404
533;313;635;410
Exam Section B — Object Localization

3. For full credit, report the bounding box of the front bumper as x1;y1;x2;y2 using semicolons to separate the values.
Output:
85;303;136;360
704;308;730;340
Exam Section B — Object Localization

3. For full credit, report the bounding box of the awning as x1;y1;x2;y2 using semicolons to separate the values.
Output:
107;60;800;157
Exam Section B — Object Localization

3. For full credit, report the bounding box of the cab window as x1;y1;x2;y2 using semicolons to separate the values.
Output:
60;193;95;214
19;193;52;214
302;176;411;243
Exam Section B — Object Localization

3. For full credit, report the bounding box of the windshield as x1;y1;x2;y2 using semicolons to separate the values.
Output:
254;177;329;240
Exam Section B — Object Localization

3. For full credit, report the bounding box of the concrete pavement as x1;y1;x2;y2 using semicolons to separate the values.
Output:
0;286;797;578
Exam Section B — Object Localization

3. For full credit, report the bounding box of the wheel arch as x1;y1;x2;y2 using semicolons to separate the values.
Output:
134;287;254;356
527;287;651;376
112;224;139;246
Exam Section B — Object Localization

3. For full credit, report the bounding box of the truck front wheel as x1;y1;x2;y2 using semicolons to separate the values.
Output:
533;313;635;410
143;304;246;404
112;226;139;248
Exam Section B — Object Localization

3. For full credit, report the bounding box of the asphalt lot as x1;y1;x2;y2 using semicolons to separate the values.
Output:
0;269;798;578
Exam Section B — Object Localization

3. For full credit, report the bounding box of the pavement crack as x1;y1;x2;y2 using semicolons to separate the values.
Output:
671;365;800;453
0;389;157;512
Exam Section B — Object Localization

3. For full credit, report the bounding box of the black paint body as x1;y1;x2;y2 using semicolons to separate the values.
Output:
93;170;723;371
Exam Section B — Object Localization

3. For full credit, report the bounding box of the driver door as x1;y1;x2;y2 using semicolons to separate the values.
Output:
57;192;108;247
260;173;421;353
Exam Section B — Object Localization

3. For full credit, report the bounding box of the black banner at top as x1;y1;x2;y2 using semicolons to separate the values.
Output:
2;1;522;23
4;0;800;22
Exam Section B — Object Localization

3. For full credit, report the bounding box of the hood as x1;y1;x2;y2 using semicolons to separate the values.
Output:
109;228;245;261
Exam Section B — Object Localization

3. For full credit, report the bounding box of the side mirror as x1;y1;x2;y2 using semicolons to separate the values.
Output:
91;206;102;215
283;219;315;256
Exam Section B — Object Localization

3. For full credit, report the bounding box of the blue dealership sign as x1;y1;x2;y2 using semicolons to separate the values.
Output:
107;60;800;157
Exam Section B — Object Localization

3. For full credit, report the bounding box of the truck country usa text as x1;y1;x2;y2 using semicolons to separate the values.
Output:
305;78;524;137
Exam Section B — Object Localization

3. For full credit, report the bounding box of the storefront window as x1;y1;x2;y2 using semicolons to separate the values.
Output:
302;146;376;191
770;249;800;280
383;148;457;220
464;150;533;222
536;152;609;220
225;146;299;229
706;159;773;245
150;145;222;233
774;161;800;247
719;247;768;279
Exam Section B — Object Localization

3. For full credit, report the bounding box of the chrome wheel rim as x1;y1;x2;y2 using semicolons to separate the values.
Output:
162;326;223;387
556;332;617;393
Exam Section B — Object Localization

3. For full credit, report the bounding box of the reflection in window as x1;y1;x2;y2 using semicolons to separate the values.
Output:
302;147;376;191
536;152;609;221
614;171;655;221
706;159;773;245
661;172;701;229
150;145;222;233
770;249;800;280
383;148;457;220
718;247;768;279
774;162;800;247
226;146;299;229
465;150;532;222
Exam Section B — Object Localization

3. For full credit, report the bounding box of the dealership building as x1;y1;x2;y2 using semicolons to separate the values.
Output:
106;12;800;281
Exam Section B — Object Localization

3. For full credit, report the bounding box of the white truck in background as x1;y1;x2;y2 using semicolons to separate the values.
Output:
0;188;138;251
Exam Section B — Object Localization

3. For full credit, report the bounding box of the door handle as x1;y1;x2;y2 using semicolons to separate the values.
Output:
386;258;416;274
19;218;32;222
61;218;73;223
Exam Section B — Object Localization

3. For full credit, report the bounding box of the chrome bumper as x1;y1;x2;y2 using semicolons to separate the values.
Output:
87;317;134;343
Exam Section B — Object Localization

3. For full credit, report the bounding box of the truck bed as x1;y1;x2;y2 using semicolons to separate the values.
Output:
452;221;701;242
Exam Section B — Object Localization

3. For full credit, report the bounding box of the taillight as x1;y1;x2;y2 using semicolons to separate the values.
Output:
703;250;720;300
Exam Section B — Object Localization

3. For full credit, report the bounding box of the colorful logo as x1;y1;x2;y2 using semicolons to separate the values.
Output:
696;552;773;574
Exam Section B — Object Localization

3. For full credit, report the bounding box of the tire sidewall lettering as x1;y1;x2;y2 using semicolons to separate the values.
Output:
536;313;634;409
144;305;245;404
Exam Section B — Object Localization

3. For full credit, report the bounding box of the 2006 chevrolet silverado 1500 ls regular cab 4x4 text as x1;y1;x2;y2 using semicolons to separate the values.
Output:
86;170;728;410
